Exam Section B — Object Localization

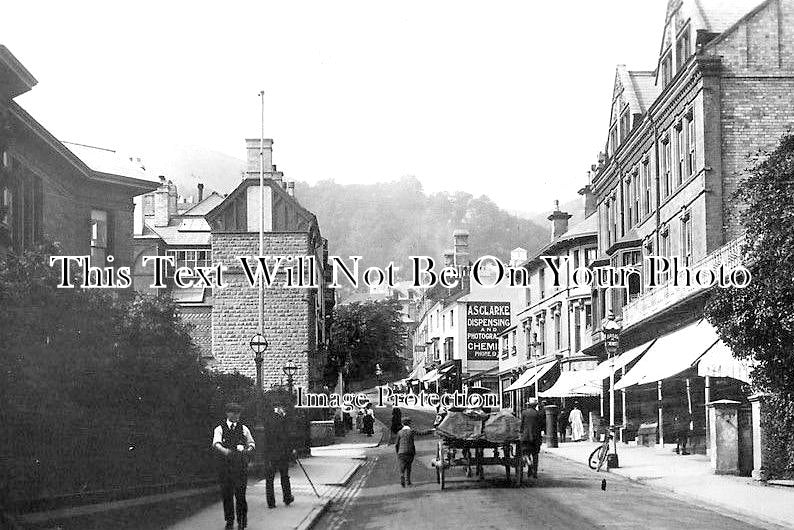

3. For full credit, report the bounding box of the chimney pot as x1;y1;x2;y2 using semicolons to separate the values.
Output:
547;200;572;240
197;183;204;202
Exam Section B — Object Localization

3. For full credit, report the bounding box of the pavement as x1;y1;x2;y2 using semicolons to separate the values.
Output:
162;423;386;530
16;422;386;530
545;440;794;529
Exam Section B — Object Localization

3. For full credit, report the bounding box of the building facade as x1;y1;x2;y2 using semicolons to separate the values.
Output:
205;139;334;391
0;46;157;263
499;195;599;412
586;0;794;452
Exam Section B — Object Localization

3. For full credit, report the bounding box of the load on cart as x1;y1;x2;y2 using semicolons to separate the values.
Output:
431;405;525;489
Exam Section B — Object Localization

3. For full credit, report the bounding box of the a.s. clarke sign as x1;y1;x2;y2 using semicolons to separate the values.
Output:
47;254;752;290
466;301;511;361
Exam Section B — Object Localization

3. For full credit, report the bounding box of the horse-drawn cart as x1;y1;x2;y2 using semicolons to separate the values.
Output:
430;408;524;489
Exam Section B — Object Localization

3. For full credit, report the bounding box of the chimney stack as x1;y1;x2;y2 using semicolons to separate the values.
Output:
510;248;528;267
167;180;178;217
443;249;454;268
245;138;275;181
548;200;572;240
153;176;170;227
453;229;470;269
197;182;204;202
578;182;596;218
286;181;295;197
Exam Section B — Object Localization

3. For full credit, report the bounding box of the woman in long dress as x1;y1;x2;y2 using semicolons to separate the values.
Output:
568;402;585;441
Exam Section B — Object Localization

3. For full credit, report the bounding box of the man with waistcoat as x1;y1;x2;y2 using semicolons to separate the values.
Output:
212;402;255;529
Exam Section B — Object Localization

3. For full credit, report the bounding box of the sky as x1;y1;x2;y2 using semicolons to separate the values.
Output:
2;0;667;215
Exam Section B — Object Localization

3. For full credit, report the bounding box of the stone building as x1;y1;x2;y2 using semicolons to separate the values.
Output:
585;0;789;456
0;46;157;262
205;139;334;391
499;193;599;413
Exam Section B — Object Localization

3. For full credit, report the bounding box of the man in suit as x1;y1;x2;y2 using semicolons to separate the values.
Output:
520;397;544;479
395;417;416;487
212;402;255;529
263;398;295;509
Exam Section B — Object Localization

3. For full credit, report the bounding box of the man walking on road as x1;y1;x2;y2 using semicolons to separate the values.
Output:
520;398;543;479
212;402;255;529
395;417;416;487
263;398;296;509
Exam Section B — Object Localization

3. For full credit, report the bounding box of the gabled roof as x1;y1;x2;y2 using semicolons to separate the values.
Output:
64;142;149;180
182;192;224;216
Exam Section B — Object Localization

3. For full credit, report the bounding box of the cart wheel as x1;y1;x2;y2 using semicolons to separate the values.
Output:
504;444;511;482
516;447;524;487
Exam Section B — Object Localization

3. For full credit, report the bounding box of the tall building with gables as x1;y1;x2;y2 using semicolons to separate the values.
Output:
585;0;792;454
205;139;334;390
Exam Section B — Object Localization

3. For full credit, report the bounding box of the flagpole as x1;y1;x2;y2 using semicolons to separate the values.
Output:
258;90;265;338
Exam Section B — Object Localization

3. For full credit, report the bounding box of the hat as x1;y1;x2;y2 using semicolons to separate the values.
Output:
225;402;242;413
526;397;538;406
402;417;412;425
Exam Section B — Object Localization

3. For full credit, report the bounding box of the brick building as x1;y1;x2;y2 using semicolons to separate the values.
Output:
205;139;334;391
585;0;791;452
0;46;157;262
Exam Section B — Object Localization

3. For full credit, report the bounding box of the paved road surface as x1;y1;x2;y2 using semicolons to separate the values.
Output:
317;406;770;530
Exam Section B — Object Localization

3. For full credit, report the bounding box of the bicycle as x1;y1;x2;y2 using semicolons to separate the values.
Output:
588;426;616;471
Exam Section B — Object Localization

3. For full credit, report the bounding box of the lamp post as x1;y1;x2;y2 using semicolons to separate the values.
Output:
603;310;622;467
250;333;268;469
283;359;298;398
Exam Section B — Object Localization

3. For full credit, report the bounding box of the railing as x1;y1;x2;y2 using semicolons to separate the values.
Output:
621;235;746;329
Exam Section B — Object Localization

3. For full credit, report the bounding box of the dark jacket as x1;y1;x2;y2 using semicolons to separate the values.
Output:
390;409;403;434
394;427;416;456
262;410;293;463
520;407;544;443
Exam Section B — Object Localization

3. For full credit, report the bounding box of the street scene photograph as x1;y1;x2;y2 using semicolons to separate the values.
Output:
3;0;794;528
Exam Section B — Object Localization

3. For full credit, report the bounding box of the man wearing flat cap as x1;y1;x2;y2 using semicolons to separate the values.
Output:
212;402;255;529
519;397;543;479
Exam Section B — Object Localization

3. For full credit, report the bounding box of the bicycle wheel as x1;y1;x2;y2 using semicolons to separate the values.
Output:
588;444;606;470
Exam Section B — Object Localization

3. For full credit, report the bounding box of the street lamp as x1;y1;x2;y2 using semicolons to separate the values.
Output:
250;333;268;469
602;310;622;468
283;359;298;397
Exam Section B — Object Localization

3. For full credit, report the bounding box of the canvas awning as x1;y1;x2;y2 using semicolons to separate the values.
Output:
694;340;753;384
538;370;601;398
421;369;440;383
615;320;719;390
407;363;426;380
594;338;656;380
504;361;556;392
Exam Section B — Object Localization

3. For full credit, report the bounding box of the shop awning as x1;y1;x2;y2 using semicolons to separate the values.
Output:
594;338;656;380
504;361;556;392
407;363;426;380
538;370;601;398
615;320;719;390
421;369;440;383
694;340;753;384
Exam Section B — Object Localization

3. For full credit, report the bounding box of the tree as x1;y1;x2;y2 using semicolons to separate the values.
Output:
327;299;406;386
704;134;794;395
704;134;794;478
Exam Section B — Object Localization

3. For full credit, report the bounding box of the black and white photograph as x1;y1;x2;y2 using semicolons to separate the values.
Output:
2;1;794;528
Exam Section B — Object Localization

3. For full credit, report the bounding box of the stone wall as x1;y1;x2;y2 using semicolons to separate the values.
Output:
211;232;319;389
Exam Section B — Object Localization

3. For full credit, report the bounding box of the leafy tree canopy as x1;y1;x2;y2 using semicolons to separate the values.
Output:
705;134;794;395
327;299;406;386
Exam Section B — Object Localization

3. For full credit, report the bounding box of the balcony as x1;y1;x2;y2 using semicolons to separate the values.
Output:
621;236;746;329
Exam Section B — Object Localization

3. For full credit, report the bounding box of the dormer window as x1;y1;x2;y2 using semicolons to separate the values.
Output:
619;108;631;144
661;51;673;86
676;27;691;72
